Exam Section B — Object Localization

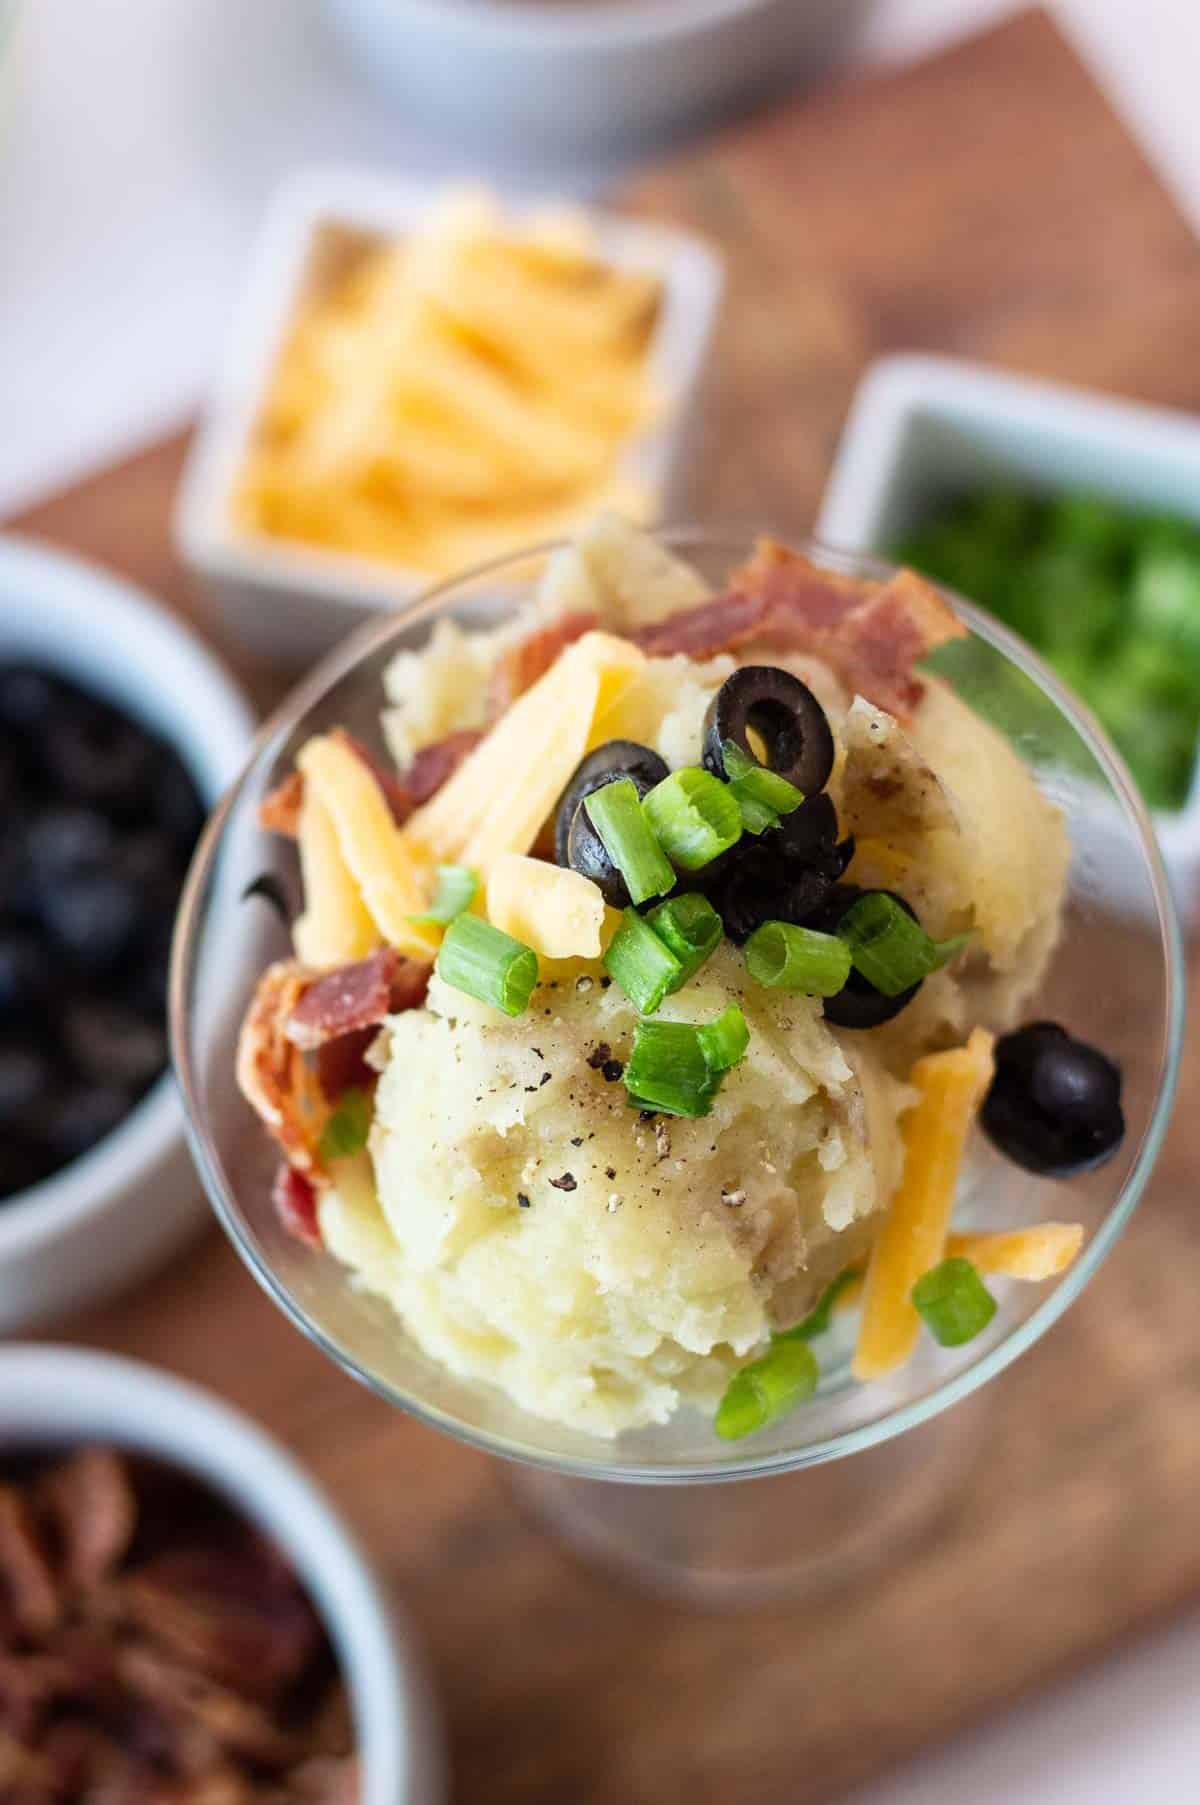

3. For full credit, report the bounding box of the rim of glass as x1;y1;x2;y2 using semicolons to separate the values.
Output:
171;528;1186;1484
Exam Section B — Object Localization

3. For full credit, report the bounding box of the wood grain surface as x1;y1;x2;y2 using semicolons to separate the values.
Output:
8;11;1200;1802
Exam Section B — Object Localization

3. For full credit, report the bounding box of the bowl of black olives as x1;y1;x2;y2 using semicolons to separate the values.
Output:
0;536;254;1329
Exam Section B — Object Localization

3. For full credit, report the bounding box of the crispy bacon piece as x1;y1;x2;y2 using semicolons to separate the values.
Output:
258;770;304;837
628;589;772;658
405;727;484;804
0;1488;59;1639
36;1448;135;1594
236;962;329;1182
732;542;965;718
272;1165;321;1247
627;542;965;719
286;949;400;1053
487;609;598;715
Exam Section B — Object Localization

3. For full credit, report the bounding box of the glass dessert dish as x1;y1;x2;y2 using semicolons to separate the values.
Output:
171;533;1184;1604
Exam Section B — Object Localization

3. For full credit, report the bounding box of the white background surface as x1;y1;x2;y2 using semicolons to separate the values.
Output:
1;4;1197;1801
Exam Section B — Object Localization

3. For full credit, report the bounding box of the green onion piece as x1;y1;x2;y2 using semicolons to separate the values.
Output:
911;1257;997;1347
436;914;538;1017
645;892;723;992
838;893;972;997
696;1003;749;1072
318;1087;372;1163
777;1267;862;1342
408;864;478;925
641;768;742;871
744;920;852;996
584;778;675;905
623;1003;748;1118
721;738;804;835
604;909;683;1015
624;1019;723;1117
714;1339;820;1441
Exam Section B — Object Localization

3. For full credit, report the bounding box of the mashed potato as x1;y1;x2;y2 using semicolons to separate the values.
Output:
322;947;912;1436
317;518;1068;1438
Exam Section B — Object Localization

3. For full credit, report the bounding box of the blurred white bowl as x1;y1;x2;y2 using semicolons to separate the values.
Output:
0;1345;444;1805
818;354;1200;926
0;535;255;1330
320;0;870;153
176;166;724;663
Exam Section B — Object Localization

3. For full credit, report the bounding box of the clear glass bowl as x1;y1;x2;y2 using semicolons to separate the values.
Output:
171;534;1184;1530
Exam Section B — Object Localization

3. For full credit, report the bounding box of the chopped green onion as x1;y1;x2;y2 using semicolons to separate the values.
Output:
409;864;478;925
722;738;804;834
838;893;972;997
318;1087;372;1163
624;1004;749;1118
696;1003;749;1072
604;909;683;1015
641;768;742;871
911;1257;997;1347
714;1339;819;1440
777;1267;862;1342
645;892;723;991
624;1020;721;1117
745;920;852;996
436;914;538;1017
584;778;675;905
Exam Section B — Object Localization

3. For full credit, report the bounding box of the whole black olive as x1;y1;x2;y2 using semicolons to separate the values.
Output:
716;844;841;944
557;741;670;907
805;885;923;1029
982;1023;1124;1177
39;696;156;820
703;666;835;796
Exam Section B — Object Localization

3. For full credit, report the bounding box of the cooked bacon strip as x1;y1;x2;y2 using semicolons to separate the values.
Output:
285;949;399;1052
405;728;484;804
763;565;964;718
285;949;430;1053
236;962;329;1181
628;589;772;658
627;543;964;718
258;769;304;836
272;1164;321;1246
36;1450;135;1594
487;610;598;715
0;1489;59;1637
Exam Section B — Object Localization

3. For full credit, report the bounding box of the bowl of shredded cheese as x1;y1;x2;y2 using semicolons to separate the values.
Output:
176;172;723;663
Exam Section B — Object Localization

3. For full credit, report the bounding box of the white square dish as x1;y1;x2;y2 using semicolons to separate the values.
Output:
175;167;725;665
817;353;1200;925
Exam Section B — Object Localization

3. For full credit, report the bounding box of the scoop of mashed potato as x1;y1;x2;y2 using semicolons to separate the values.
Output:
322;947;912;1437
323;519;1068;1438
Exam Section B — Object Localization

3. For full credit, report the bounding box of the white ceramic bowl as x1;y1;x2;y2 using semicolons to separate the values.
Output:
0;1344;444;1805
320;0;871;153
0;534;256;1330
818;354;1200;926
175;166;725;664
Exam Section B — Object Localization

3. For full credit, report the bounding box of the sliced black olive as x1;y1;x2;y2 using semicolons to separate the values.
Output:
804;885;922;1029
773;792;839;862
557;740;670;907
715;845;838;944
703;666;835;796
982;1023;1124;1177
554;741;669;868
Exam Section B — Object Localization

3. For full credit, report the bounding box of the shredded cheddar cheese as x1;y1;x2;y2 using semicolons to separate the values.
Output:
852;1027;995;1380
487;854;606;960
946;1222;1084;1282
401;630;644;873
297;736;440;962
292;787;380;967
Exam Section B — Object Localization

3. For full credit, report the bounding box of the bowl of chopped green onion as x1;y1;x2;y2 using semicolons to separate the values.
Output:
820;355;1200;925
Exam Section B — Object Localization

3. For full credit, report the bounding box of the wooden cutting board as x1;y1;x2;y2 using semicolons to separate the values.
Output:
10;11;1200;1802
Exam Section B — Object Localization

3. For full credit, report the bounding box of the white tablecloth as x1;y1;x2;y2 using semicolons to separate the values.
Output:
1;5;1197;1801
